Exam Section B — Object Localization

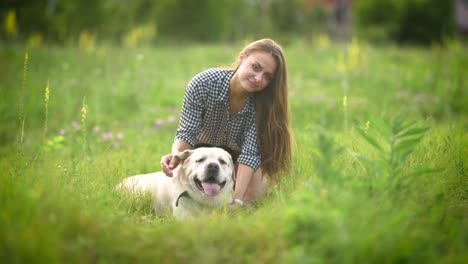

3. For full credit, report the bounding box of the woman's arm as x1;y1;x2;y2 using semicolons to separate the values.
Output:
233;163;255;202
172;139;192;154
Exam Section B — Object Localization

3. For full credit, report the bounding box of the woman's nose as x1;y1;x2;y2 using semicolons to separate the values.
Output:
254;73;262;83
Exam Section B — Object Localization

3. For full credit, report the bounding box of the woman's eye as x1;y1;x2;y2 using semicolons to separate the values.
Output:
252;63;260;71
265;74;273;82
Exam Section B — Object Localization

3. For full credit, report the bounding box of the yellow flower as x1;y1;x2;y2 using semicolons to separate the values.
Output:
28;33;43;47
122;24;156;48
79;30;96;53
342;95;348;108
5;10;18;38
365;121;370;133
45;80;50;105
314;33;330;49
81;104;87;122
23;52;29;71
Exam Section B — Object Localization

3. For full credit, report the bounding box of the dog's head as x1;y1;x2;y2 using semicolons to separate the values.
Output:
173;147;234;199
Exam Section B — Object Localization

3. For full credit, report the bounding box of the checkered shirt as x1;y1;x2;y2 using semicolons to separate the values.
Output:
175;68;261;170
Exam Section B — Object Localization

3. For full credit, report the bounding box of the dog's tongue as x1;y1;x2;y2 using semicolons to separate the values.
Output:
201;182;221;196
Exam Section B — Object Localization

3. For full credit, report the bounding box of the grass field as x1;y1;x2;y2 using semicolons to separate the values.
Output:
1;39;467;263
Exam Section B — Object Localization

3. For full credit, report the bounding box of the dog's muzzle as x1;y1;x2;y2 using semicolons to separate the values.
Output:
194;162;227;196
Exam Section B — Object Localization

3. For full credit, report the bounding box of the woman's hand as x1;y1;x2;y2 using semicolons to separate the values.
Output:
160;153;180;177
229;202;242;210
229;198;244;211
162;139;192;176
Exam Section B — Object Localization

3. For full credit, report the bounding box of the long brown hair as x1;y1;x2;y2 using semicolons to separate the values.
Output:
235;38;293;177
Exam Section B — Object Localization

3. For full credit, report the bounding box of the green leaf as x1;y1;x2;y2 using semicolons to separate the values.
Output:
394;136;425;153
406;167;444;177
356;126;385;153
367;113;391;138
393;137;425;161
395;126;429;140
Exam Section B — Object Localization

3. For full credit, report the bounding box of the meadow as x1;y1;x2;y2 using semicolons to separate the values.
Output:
0;39;467;263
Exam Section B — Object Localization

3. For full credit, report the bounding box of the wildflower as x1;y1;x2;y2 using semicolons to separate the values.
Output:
167;116;176;123
44;80;50;107
342;95;348;108
72;121;80;130
28;33;43;47
79;30;96;53
22;52;29;87
154;119;164;129
365;121;370;133
43;80;50;141
155;119;164;126
122;24;156;48
314;33;330;49
117;132;124;140
81;104;87;124
5;10;18;38
102;132;113;141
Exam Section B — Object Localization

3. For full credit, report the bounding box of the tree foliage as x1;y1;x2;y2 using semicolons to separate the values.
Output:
1;0;332;44
353;0;455;44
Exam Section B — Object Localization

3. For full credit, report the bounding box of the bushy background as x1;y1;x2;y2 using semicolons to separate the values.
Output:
0;0;458;44
353;0;455;44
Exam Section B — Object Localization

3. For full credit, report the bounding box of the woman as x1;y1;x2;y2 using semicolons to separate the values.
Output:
160;38;293;208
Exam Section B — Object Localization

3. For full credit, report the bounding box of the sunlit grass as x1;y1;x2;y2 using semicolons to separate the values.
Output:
0;40;466;263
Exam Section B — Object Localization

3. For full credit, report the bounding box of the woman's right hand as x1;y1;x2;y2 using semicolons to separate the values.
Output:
161;140;192;176
160;153;180;177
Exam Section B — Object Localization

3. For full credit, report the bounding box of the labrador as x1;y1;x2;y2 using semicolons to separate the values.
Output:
117;147;234;220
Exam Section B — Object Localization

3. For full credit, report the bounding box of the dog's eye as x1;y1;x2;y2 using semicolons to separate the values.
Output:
219;159;226;165
196;158;206;163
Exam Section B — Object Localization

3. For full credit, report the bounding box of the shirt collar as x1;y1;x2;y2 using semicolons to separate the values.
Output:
218;69;235;103
219;69;255;115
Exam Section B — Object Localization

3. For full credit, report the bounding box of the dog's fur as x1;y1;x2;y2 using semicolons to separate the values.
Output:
117;147;234;220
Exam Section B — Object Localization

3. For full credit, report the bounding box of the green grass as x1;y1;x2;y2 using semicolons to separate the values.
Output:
1;39;467;263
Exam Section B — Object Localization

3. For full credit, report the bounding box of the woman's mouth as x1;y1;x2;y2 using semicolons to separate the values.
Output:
248;80;258;88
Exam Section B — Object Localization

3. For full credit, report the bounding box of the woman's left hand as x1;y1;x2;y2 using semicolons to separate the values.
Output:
229;202;241;210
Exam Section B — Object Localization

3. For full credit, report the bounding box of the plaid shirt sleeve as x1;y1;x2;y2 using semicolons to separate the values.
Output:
174;72;207;147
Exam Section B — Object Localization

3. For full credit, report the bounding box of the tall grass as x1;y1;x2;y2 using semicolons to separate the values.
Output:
19;51;28;149
0;40;466;263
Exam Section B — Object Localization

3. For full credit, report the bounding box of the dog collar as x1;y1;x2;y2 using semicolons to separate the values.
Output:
175;191;191;207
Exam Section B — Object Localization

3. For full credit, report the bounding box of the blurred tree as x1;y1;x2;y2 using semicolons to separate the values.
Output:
353;0;455;44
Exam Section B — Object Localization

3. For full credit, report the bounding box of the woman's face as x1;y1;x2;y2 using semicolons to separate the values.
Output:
236;51;277;93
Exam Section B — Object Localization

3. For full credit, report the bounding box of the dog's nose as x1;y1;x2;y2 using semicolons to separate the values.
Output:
205;162;220;183
207;162;219;171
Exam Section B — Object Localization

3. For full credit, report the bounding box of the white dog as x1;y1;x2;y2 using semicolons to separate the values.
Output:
117;147;234;220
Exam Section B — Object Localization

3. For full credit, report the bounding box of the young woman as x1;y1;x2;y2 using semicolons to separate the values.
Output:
160;38;293;208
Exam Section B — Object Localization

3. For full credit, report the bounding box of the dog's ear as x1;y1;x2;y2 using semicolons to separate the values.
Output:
174;149;192;165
